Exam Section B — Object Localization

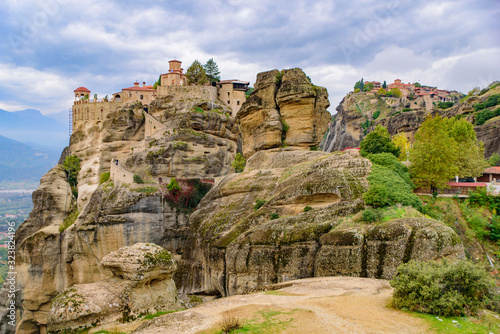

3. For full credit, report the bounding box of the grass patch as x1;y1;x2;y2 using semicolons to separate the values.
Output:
59;209;79;233
132;187;158;194
142;309;180;320
414;312;500;333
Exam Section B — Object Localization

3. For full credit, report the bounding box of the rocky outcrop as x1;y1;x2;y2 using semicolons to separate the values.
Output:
321;86;500;158
0;165;72;334
47;243;179;333
178;149;464;297
125;100;238;180
237;68;330;158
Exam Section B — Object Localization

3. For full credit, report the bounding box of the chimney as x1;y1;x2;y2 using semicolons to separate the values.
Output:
134;82;139;87
143;82;146;87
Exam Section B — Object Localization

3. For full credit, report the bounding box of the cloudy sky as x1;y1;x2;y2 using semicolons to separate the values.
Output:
1;0;499;116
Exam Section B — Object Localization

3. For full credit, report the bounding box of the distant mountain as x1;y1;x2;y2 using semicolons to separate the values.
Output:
0;109;68;150
0;135;60;181
46;110;70;126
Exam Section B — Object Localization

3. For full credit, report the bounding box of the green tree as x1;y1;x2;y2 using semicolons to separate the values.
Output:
354;78;364;91
377;88;386;96
186;60;207;85
152;75;161;89
203;58;221;84
360;125;400;158
363;82;374;92
449;118;487;178
413;82;421;87
63;155;81;188
389;87;402;98
488;153;500;166
382;80;387;89
231;153;246;173
410;115;487;193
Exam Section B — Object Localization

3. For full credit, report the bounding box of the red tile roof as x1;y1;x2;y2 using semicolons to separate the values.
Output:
169;59;182;63
74;87;90;92
447;182;488;187
122;86;156;91
483;166;500;174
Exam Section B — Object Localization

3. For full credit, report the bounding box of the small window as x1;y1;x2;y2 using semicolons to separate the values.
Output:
227;101;230;104
227;92;230;96
172;80;174;85
236;101;240;105
140;95;144;100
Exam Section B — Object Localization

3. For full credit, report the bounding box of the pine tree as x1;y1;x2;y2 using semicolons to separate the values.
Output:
204;58;221;84
186;60;208;85
383;80;387;89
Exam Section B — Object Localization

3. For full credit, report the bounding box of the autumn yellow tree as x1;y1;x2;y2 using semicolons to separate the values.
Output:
392;133;410;161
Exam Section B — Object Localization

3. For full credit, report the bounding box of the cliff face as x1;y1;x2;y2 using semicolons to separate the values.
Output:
1;96;237;334
237;68;330;158
321;85;500;158
177;148;464;297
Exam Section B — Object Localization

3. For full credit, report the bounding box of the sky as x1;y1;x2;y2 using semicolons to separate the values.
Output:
0;0;499;116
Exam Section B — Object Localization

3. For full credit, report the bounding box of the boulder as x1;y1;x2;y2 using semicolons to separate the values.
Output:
47;243;179;333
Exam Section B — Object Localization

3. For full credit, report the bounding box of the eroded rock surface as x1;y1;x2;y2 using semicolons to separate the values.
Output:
321;86;500;158
178;149;464;297
237;68;330;158
47;243;179;333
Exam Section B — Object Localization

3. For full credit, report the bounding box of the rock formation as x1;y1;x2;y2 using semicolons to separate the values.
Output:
1;68;469;334
321;84;500;158
237;68;330;158
177;148;464;297
0;96;235;333
47;243;179;333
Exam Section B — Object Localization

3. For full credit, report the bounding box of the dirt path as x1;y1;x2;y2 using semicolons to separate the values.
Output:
131;277;430;334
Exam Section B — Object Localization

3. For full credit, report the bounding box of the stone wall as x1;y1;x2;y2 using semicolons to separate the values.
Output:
144;112;167;139
157;85;217;102
72;100;122;131
110;160;134;185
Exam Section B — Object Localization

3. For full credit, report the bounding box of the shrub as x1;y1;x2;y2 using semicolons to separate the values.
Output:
59;210;79;233
133;174;144;184
489;213;500;241
391;260;495;317
474;94;500;112
254;199;266;211
402;108;411;112
488;152;500;166
475;107;500;126
231;153;246;173
304;206;312;212
99;172;110;184
363;155;422;211
372;110;380;119
361;208;382;222
270;213;280;220
166;178;181;194
437;101;454;109
309;145;319;151
360;125;400;158
219;313;241;333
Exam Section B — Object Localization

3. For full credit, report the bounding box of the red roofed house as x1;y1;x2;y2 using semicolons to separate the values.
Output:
74;87;91;101
114;81;156;104
477;166;500;183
